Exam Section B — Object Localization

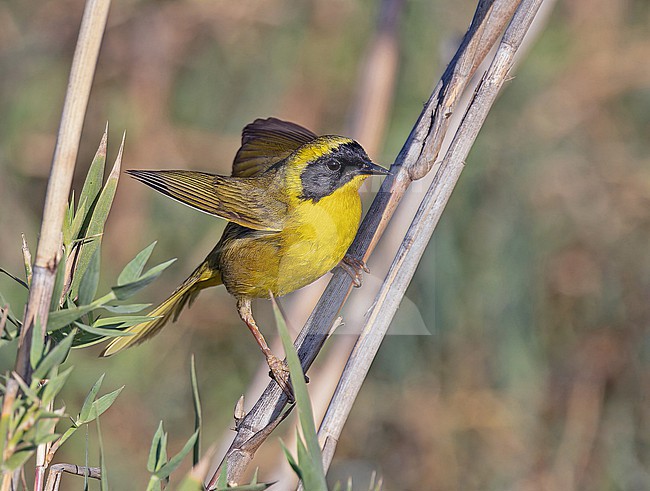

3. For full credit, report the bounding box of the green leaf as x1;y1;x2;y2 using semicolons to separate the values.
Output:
3;449;34;471
73;128;108;244
154;431;198;481
74;321;135;338
0;292;21;333
63;191;75;245
273;299;327;491
35;410;67;420
97;417;109;491
47;303;101;332
295;436;326;489
70;132;124;299
51;426;78;456
41;367;74;405
111;258;176;301
214;459;228;491
49;247;68;312
32;433;60;445
101;303;151;314
32;331;75;381
280;439;302;480
0;267;28;289
78;374;104;424
12;374;38;402
78;247;101;306
84;386;123;423
145;476;161;491
190;355;202;466
148;421;166;473
176;475;204;491
30;317;45;371
93;315;158;328
30;418;59;445
117;242;157;286
65;197;88;246
216;483;273;491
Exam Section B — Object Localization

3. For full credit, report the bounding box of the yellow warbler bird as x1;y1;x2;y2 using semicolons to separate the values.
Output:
100;117;388;396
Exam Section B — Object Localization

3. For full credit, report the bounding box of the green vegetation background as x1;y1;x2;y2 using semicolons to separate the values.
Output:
1;0;649;489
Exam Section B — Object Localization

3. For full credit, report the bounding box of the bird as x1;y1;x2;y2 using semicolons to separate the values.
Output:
100;117;389;398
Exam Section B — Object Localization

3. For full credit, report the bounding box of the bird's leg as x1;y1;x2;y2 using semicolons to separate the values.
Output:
336;254;370;287
236;298;295;402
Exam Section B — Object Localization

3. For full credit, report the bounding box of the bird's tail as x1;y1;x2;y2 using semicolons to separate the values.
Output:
100;262;221;357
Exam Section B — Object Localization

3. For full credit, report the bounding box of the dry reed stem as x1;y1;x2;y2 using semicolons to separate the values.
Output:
209;0;526;486
13;0;111;384
43;464;101;491
6;0;110;489
316;0;547;475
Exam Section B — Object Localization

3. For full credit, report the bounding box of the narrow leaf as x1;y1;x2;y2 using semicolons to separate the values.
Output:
147;421;166;473
101;303;151;314
296;436;326;489
78;247;101;306
78;374;104;424
214;459;228;491
63;191;75;245
71;131;124;298
74;321;135;338
117;241;157;286
49;247;68;311
85;386;124;423
11;373;38;401
217;484;273;491
0;268;28;289
3;449;34;471
111;258;176;301
190;355;202;466
145;476;160;491
30;317;45;371
33;432;60;446
75;127;108;240
65;197;88;246
280;440;302;480
47;303;100;331
154;431;198;481
97;417;109;491
41;366;74;405
32;331;75;381
176;475;204;491
273;300;320;455
273;299;327;490
93;315;158;328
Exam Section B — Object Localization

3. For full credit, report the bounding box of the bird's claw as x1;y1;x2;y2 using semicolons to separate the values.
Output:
266;354;311;404
337;255;370;287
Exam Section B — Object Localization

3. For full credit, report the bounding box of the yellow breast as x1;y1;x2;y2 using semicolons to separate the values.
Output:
275;182;362;295
218;175;366;299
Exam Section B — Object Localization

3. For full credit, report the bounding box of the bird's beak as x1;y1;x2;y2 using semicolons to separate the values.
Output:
360;161;391;176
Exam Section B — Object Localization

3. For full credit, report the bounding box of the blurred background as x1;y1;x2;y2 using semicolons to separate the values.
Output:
1;0;650;489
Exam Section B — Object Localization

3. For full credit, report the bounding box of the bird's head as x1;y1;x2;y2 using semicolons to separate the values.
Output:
283;136;389;203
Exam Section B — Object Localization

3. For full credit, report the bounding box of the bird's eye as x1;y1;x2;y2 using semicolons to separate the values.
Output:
327;161;341;172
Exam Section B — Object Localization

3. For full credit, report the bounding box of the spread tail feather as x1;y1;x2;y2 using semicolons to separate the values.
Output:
100;263;221;357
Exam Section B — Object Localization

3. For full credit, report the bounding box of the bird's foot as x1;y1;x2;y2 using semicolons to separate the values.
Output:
266;354;295;403
337;255;370;287
265;354;310;404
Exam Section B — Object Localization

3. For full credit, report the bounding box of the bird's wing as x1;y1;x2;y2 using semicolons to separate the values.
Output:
127;170;286;231
231;117;318;177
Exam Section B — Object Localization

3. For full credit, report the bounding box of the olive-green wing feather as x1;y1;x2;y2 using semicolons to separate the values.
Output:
127;170;286;231
232;117;318;177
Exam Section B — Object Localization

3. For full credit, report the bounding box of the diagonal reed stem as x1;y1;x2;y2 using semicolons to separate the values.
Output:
209;0;530;486
315;0;547;476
